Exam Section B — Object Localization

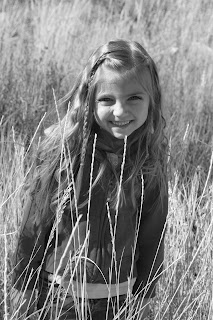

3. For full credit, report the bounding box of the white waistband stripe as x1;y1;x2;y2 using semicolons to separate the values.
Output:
62;278;136;299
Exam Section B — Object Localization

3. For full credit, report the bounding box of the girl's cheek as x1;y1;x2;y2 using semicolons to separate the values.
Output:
97;106;110;116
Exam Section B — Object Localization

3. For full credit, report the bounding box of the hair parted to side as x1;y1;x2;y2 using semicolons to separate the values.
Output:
31;39;168;224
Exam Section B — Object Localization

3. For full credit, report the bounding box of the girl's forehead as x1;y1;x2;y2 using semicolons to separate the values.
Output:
94;65;151;94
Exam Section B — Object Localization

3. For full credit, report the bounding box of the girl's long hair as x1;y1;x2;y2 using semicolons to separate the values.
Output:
30;39;168;224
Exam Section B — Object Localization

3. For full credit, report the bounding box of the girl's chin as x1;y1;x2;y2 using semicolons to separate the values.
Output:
109;129;132;140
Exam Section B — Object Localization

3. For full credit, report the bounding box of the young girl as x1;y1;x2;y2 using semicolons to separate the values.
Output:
11;39;168;320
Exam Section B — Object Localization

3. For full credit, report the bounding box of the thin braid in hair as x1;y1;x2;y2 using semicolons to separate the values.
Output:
79;51;109;168
74;52;109;199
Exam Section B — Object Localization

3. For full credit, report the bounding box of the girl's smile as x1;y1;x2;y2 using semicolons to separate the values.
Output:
94;66;150;139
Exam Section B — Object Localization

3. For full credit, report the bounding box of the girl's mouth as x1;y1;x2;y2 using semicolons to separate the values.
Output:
110;120;132;127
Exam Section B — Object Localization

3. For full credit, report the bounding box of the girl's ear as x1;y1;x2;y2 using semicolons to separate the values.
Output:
146;106;154;134
150;122;154;134
93;108;99;126
73;95;80;110
150;111;154;134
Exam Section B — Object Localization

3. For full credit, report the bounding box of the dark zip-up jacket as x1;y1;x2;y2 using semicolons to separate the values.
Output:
12;132;168;298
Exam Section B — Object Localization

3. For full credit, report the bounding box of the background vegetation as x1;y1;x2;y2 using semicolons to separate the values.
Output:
0;0;213;319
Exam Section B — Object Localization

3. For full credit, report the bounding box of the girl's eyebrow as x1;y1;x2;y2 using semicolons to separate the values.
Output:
96;91;146;97
127;92;145;96
96;93;112;98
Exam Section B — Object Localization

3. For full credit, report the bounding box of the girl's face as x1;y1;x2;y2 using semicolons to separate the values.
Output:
94;66;150;139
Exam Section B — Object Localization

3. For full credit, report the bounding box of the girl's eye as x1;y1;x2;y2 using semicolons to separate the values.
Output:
99;97;112;102
128;95;142;101
97;97;113;105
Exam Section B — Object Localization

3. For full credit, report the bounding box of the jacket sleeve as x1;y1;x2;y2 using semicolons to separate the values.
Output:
133;179;168;298
12;181;50;291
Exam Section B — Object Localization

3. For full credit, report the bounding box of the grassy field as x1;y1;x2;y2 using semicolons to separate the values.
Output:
0;0;213;319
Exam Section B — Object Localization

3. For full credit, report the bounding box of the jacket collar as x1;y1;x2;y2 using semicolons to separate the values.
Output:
94;124;125;155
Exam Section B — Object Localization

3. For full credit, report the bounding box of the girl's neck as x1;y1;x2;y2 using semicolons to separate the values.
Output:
93;122;125;154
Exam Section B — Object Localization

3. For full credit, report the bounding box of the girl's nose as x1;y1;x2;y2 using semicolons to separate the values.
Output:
112;101;127;117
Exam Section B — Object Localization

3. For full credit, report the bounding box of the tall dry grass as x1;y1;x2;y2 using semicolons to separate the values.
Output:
0;0;213;319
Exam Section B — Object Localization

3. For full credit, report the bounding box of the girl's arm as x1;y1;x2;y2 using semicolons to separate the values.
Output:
10;288;36;318
11;181;50;314
133;179;168;298
138;298;151;319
